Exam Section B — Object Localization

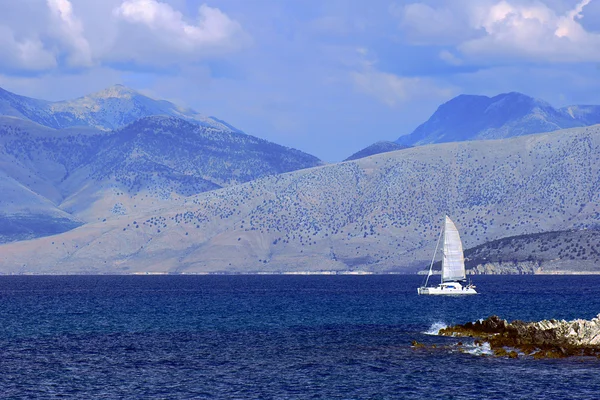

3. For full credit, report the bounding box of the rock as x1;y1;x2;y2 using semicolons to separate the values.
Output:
440;315;600;358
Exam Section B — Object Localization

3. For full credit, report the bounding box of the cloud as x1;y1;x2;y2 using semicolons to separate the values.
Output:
0;0;92;71
439;50;463;66
352;69;455;106
393;2;478;45
113;0;247;57
350;49;455;107
47;0;93;67
0;66;123;101
397;0;600;63
0;0;247;74
0;26;57;71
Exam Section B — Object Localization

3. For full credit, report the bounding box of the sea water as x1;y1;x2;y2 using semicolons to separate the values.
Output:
0;275;599;398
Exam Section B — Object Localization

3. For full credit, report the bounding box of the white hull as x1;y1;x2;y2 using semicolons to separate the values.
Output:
418;281;477;295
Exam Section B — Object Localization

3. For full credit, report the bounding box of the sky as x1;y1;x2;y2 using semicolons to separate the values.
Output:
1;0;600;161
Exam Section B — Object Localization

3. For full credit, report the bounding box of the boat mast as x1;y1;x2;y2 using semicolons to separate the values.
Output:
423;222;444;288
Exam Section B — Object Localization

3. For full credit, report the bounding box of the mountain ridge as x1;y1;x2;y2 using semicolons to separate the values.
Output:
344;141;409;161
396;91;600;146
0;84;236;132
0;88;325;242
1;123;598;274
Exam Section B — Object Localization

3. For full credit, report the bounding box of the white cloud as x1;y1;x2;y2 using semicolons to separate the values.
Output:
0;0;247;74
350;49;455;107
47;0;93;67
352;69;455;106
397;0;600;63
113;0;246;55
439;50;463;66
0;66;123;100
392;1;480;45
0;25;57;71
0;0;93;71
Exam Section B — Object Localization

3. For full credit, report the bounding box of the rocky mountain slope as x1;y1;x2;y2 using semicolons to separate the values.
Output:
344;141;409;161
0;84;235;131
0;87;324;242
58;116;323;221
396;92;600;146
1;124;598;274
0;115;322;227
0;116;104;241
462;229;600;274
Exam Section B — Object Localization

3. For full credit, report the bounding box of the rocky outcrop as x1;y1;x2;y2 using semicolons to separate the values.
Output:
440;315;600;358
468;261;542;275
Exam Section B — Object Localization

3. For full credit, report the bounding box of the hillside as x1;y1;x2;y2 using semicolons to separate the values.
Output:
0;116;103;241
58;116;323;221
344;141;409;161
0;116;322;225
396;92;600;146
0;124;598;274
0;171;82;243
0;93;323;241
463;229;600;274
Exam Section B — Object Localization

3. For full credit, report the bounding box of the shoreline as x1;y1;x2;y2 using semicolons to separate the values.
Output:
2;271;600;276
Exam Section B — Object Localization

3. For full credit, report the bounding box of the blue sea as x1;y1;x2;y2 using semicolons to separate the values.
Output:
0;275;599;399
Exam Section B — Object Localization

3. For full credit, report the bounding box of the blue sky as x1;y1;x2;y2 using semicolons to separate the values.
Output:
1;0;600;161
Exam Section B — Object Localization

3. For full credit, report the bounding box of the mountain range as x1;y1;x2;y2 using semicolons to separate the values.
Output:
346;92;600;162
0;86;323;243
0;123;598;274
1;85;599;274
396;92;600;146
0;84;235;132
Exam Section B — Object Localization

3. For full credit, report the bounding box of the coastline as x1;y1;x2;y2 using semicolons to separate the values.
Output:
2;270;600;276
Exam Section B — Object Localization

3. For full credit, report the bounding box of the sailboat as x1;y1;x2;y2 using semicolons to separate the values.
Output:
417;215;477;295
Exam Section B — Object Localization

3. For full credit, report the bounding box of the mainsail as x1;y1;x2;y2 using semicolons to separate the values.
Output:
441;216;466;282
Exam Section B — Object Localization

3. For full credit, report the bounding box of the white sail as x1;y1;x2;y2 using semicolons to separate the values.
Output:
417;215;477;295
441;216;466;282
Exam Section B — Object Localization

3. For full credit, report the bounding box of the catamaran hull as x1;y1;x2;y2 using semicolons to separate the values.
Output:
417;283;477;295
417;288;477;295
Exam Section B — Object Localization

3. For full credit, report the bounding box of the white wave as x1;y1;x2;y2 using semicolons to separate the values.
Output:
462;341;493;356
423;321;448;335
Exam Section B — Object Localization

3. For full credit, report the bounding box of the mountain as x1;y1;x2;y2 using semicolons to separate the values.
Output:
463;229;600;274
0;116;104;241
396;92;600;146
1;124;598;274
562;105;600;125
58;116;323;221
0;87;324;242
0;84;235;131
0;115;322;227
344;141;409;161
0;170;82;243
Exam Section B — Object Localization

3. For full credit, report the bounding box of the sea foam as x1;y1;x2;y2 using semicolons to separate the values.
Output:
424;321;448;335
462;341;493;356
